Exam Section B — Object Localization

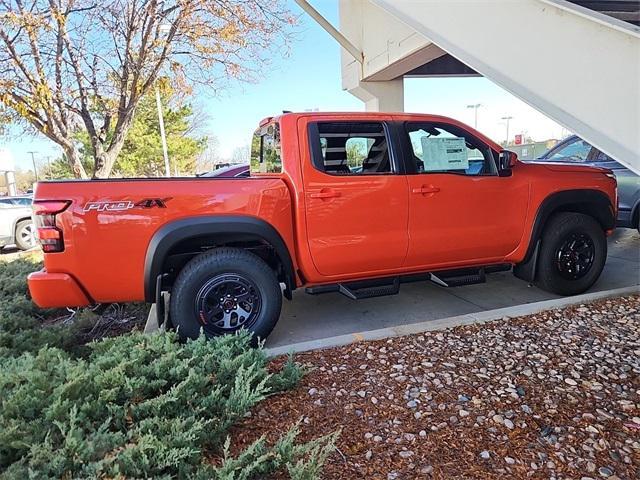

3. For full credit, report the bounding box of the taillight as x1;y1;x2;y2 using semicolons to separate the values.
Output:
33;200;71;253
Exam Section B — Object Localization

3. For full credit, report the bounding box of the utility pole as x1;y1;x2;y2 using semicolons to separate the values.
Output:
157;23;172;178
155;86;171;177
44;156;52;178
466;103;482;129
28;151;38;181
501;116;513;146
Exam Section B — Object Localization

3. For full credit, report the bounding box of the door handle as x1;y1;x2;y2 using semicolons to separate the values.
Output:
412;185;440;194
309;189;341;199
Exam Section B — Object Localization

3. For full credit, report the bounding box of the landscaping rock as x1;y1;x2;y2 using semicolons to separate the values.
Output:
234;294;640;480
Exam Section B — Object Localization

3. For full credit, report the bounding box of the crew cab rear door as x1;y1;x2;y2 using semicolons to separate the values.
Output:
399;119;529;268
300;117;409;277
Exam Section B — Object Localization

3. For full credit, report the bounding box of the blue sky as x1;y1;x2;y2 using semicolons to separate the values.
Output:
1;1;566;171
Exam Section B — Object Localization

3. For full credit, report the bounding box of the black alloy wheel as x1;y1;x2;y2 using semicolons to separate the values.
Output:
555;232;596;280
194;273;262;335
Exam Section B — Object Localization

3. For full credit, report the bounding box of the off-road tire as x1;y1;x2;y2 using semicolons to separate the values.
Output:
169;247;282;342
14;219;36;251
535;212;606;296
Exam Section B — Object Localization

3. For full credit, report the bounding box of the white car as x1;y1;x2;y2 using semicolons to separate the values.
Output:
0;196;36;251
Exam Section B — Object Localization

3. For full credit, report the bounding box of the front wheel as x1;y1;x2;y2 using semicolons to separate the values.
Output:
169;248;282;342
535;212;607;296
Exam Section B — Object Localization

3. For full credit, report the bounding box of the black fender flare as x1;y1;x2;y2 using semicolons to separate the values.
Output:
143;215;296;302
514;189;615;282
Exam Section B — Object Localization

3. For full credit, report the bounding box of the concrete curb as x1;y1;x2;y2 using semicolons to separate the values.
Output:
264;285;639;357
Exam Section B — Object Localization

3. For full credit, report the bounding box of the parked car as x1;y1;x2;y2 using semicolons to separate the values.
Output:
28;112;617;342
537;135;639;230
0;195;33;207
0;196;36;251
200;164;249;178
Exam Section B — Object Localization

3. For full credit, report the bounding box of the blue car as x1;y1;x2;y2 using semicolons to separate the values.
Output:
538;135;640;231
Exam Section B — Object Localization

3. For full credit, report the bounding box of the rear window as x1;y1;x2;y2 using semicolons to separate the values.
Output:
250;122;282;174
309;121;391;175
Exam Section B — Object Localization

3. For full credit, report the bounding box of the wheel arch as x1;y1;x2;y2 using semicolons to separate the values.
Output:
513;189;615;282
144;216;296;303
13;215;32;233
12;216;34;244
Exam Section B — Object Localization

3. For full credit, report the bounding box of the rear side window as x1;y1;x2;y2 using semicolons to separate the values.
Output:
310;122;392;175
250;123;282;174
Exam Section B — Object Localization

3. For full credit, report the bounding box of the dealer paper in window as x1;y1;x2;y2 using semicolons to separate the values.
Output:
421;137;469;171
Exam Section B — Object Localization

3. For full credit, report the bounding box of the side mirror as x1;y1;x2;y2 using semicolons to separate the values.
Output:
498;150;518;176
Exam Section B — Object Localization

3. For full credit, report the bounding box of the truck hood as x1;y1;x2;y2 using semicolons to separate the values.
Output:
528;161;612;175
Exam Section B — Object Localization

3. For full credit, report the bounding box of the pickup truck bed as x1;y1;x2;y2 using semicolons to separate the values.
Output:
30;177;295;304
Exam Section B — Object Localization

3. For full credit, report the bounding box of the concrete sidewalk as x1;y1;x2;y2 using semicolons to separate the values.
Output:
264;229;639;350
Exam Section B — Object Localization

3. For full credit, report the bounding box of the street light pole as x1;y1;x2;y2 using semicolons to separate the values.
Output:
28;151;38;181
155;85;171;177
466;103;482;129
501;116;513;146
156;23;172;178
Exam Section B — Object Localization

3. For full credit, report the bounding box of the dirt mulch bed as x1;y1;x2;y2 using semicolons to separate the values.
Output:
227;294;639;479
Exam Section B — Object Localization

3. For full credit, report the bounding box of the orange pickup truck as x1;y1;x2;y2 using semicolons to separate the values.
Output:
28;112;617;340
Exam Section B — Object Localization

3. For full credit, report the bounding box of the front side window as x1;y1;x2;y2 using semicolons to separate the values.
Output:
250;122;282;174
405;122;497;176
547;138;591;163
311;122;391;175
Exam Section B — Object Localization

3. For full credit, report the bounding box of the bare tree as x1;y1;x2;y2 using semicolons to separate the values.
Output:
196;134;222;173
231;144;250;164
0;0;294;178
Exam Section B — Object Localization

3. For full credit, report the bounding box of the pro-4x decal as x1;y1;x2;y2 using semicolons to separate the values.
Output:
84;198;172;212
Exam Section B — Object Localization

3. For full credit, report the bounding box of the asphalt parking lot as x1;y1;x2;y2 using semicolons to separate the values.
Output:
265;229;640;349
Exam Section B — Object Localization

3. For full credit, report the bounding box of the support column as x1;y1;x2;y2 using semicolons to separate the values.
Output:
348;78;405;112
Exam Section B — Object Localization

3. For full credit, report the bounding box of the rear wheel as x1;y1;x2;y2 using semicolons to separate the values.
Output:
169;248;282;342
535;212;606;296
15;220;37;251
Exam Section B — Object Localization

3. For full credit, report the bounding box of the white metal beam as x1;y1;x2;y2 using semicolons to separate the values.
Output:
294;0;363;63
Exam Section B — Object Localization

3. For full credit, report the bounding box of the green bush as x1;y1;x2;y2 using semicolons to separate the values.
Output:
0;258;336;479
0;331;335;478
0;258;76;358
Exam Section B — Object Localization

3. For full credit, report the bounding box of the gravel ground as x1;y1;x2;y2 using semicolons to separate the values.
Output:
229;295;639;479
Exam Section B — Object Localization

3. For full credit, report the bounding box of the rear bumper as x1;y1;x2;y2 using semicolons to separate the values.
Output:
27;270;91;308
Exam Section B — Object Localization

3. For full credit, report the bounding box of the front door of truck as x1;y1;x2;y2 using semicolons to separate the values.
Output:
401;121;529;269
301;118;409;277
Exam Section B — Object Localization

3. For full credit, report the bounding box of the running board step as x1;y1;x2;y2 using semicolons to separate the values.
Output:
306;277;400;300
339;278;400;299
429;269;486;287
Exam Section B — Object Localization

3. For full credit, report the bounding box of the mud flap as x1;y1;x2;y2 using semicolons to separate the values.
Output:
513;240;540;283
